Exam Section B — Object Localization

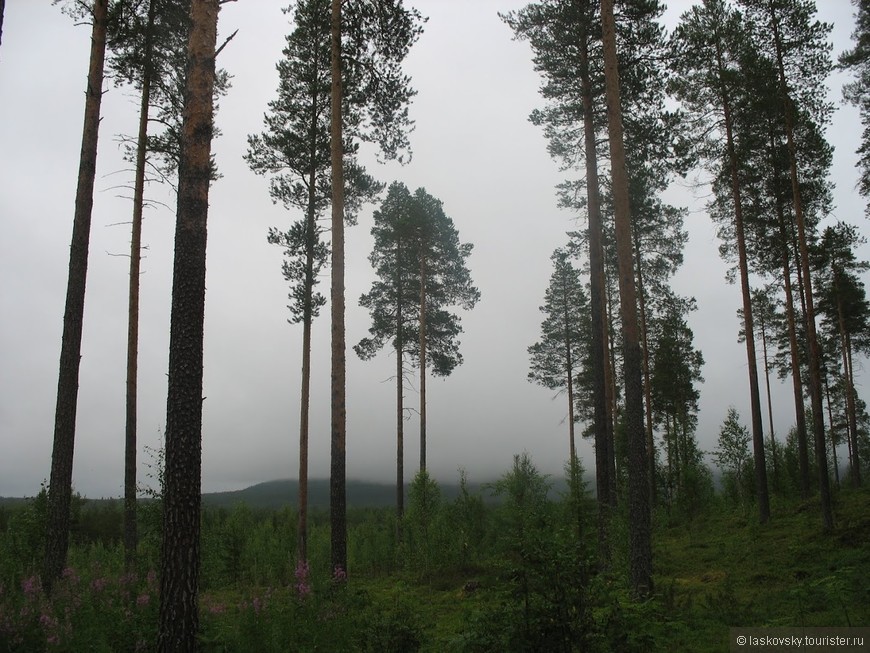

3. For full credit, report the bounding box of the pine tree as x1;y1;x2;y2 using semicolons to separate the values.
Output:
410;188;479;472
528;248;590;463
43;0;109;595
650;295;704;506
739;0;835;530
600;0;651;596
357;184;479;475
245;0;381;563
670;0;770;523
328;0;423;576
355;182;419;530
815;222;870;487
156;0;220;649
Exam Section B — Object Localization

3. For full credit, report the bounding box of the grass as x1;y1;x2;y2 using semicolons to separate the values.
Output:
1;486;868;651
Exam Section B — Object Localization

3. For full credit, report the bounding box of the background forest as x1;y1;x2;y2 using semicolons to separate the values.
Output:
1;0;870;650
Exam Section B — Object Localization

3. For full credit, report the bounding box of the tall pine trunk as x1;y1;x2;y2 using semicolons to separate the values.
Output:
329;0;348;576
124;0;158;571
716;37;770;524
297;85;322;565
44;0;108;595
774;186;811;497
633;231;657;502
758;306;779;487
824;376;840;487
836;291;861;486
156;1;218;650
562;272;577;463
419;254;428;472
601;0;651;596
395;257;405;537
579;25;612;565
768;8;833;530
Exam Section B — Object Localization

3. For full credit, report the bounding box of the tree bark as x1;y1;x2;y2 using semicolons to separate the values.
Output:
156;1;218;650
44;0;108;595
329;0;347;576
600;0;651;597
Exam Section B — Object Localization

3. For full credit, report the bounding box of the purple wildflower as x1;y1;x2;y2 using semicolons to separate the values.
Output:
20;576;40;596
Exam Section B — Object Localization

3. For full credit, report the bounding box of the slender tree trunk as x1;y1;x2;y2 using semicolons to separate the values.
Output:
824;375;840;488
419;254;428;472
298;306;312;562
329;0;348;575
716;39;770;524
601;0;651;596
0;0;5;52
297;70;322;565
603;273;619;506
845;333;860;486
124;0;158;572
633;231;656;503
157;1;219;650
768;9;833;531
395;243;405;539
766;120;811;495
837;291;861;487
758;305;779;488
563;288;576;463
578;22;612;564
777;208;811;497
665;412;677;501
44;0;108;595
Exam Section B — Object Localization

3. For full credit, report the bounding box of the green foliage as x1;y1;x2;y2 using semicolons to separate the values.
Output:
715;407;753;505
465;453;598;652
356;182;480;376
402;470;447;574
839;0;870;209
528;249;590;393
2;467;869;651
450;470;489;570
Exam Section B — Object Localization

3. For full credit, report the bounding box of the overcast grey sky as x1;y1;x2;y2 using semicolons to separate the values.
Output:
0;1;865;498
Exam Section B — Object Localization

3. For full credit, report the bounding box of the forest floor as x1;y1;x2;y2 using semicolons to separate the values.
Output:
350;489;870;652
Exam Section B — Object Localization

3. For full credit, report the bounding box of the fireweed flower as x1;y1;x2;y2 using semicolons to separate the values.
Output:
21;576;40;596
294;560;311;599
332;565;347;583
62;567;79;584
